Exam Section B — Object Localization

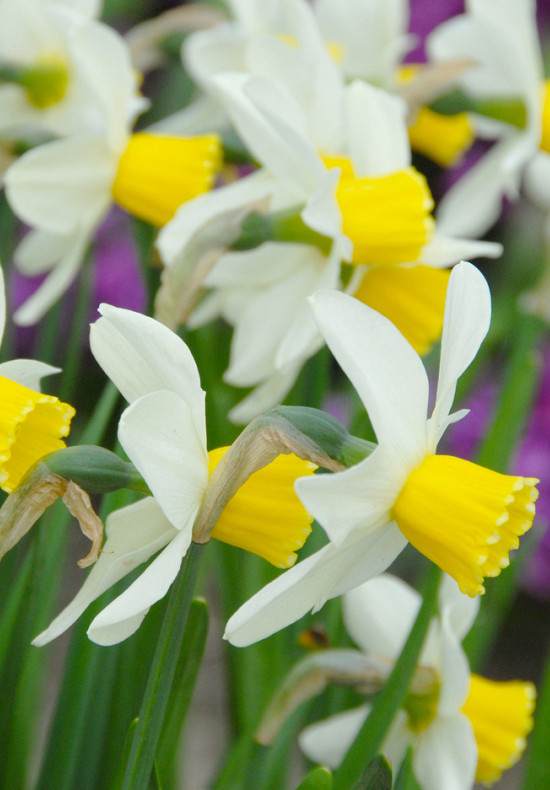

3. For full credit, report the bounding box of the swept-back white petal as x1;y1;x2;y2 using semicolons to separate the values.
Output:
5;135;113;236
343;574;421;658
213;72;323;197
299;706;369;768
87;527;191;646
91;305;206;444
437;615;471;715
227;363;303;424
414;715;476;790
430;262;491;446
310;289;429;467
118;390;208;531
157;170;273;268
345;81;410;175
225;524;407;646
14;231;90;326
421;235;502;266
438;574;480;643
295;444;404;546
435;137;527;238
0;359;60;391
32;497;176;646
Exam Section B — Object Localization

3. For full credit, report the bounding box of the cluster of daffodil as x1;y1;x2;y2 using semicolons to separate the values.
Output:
0;1;547;789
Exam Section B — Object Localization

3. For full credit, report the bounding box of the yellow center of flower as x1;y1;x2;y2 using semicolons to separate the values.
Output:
403;675;441;733
323;157;435;264
208;447;315;568
398;64;473;166
463;674;536;784
352;264;450;355
540;80;550;154
0;376;75;493
408;107;474;167
22;53;70;109
112;132;222;227
392;455;539;596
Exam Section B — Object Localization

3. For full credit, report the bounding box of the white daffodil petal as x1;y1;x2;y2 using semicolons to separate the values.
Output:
438;574;480;643
299;706;369;768
91;305;206;444
118;391;208;532
420;235;503;267
0;359;60;390
345;81;410;175
213;73;323;197
13;231;90;326
0;264;5;344
430;262;491;445
437;614;471;715
343;574;421;659
13;229;76;276
32;497;177;646
157;170;273;268
414;715;476;790
524;152;550;211
224;524;407;646
87;527;191;646
310;289;429;467
227;363;303;424
5;135;113;236
435;137;524;238
294;444;403;546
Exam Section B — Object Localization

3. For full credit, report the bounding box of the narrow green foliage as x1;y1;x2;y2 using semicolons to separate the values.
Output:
332;564;441;790
352;755;392;790
523;644;550;789
120;543;205;790
294;766;333;789
395;748;422;790
156;598;209;789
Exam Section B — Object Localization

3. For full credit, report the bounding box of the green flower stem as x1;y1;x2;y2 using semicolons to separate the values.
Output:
464;312;545;669
120;541;206;790
332;563;442;790
524;643;550;789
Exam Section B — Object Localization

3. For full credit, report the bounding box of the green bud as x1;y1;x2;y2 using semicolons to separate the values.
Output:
43;445;150;495
430;89;527;129
272;406;376;468
231;206;333;256
0;58;69;109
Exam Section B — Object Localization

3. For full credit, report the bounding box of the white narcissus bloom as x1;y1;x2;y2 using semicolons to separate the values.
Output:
4;20;221;327
0;0;114;138
0;266;74;492
159;66;500;423
224;262;538;647
299;574;535;789
33;304;313;647
427;0;549;237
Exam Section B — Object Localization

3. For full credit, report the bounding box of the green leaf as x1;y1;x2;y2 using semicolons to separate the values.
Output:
294;766;333;789
120;542;206;790
394;748;421;790
524;644;550;789
155;598;209;789
352;755;392;790
333;564;441;790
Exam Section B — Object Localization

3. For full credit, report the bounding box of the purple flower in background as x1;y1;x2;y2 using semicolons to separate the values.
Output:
407;0;464;62
443;351;550;598
92;208;146;319
10;207;146;356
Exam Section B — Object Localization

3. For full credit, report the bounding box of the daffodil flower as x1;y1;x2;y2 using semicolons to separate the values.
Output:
0;0;116;137
427;0;548;236
160;69;500;423
0;267;74;492
224;262;538;647
299;574;535;789
33;305;313;647
4;21;221;326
